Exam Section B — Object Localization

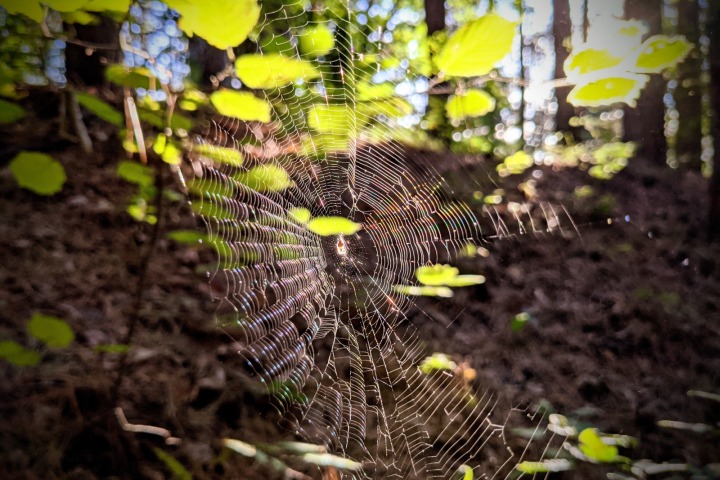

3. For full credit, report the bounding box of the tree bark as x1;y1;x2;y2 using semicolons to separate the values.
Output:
675;0;703;170
424;0;445;35
708;4;720;240
553;0;575;135
623;0;667;164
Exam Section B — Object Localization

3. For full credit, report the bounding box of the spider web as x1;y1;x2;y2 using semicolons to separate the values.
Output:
185;4;573;479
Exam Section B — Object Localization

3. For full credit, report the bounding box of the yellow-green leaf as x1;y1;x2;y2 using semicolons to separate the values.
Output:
578;428;619;463
165;0;260;50
235;54;321;89
444;274;485;287
0;99;25;124
497;150;534;176
393;285;454;297
358;97;413;118
289;207;311;223
356;82;395;102
234;164;294;192
299;25;335;57
62;11;99;24
82;0;131;12
76;92;123;126
632;35;693;73
117;160;154;187
0;1;44;21
0;340;41;366
44;0;88;12
516;459;572;474
416;264;459;286
307;104;355;151
446;89;496;120
306;216;361;236
27;312;74;348
105;64;154;89
193;143;243;167
457;465;474;480
564;47;623;79
10;151;66;195
419;353;456;374
435;14;517;77
567;74;649;108
210;89;271;123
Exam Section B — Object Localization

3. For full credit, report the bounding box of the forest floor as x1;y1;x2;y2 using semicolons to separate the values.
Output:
1;114;720;479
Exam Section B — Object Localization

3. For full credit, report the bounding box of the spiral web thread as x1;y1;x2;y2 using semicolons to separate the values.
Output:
186;4;574;479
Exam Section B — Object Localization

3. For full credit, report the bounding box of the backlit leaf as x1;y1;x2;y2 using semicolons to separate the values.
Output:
419;353;456;374
0;1;44;21
307;104;355;151
76;92;123;126
446;89;495;120
564;47;623;79
83;0;131;12
358;97;413;118
165;0;260;50
497;150;534;176
61;11;99;24
44;0;88;12
235;164;294;192
393;285;454;297
117;160;154;187
632;35;693;73
0;99;25;124
105;64;154;89
168;229;209;245
516;459;572;474
444;274;485;287
416;264;459;286
235;54;321;89
567;74;649;108
27;312;74;348
457;465;474;480
307;216;361;236
193;143;243;167
299;25;335;57
578;428;619;463
289;207;311;223
356;82;395;101
210;89;271;123
435;14;517;77
301;453;362;471
9;151;66;195
0;340;41;366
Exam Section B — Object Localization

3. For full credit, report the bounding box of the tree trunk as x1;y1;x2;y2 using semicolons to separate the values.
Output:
675;0;703;170
424;0;445;35
708;4;720;240
553;0;575;135
623;0;667;164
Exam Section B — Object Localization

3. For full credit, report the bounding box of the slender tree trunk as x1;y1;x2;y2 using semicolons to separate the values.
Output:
623;0;667;164
675;0;703;170
708;4;720;239
553;0;575;135
424;0;445;35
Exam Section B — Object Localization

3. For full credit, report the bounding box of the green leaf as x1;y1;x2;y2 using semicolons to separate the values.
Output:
192;143;243;167
632;35;693;73
27;312;74;348
234;164;294;192
105;64;154;89
356;82;395;102
117;160;154;187
435;14;517;77
578;428;619;463
0;1;44;21
210;89;271;123
82;0;131;12
497;150;534;177
288;207;311;224
301;453;362;471
456;464;474;480
44;0;88;12
358;97;413;119
306;216;361;236
307;104;355;151
165;0;260;50
167;229;209;244
9;151;66;195
516;459;572;474
564;47;623;79
419;353;456;374
511;312;530;333
76;92;122;126
153;448;192;480
62;11;100;25
0;340;41;366
444;274;485;287
298;25;335;57
235;54;321;89
152;134;182;165
393;285;454;297
0;98;25;124
446;90;496;120
567;74;649;108
416;264;459;286
94;343;130;354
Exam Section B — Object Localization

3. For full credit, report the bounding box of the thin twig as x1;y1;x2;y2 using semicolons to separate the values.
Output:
112;161;164;399
125;95;147;164
69;90;93;153
115;407;181;445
